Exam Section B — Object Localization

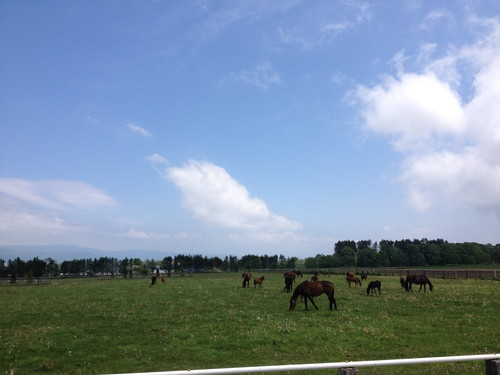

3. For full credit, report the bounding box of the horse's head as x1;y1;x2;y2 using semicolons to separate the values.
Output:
289;297;297;310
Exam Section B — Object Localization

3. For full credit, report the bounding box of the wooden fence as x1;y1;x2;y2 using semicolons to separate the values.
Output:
267;268;499;280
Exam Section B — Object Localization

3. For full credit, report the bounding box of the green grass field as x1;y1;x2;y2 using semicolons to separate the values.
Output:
1;273;499;375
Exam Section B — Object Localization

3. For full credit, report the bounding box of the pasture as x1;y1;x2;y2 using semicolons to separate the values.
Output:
1;272;499;375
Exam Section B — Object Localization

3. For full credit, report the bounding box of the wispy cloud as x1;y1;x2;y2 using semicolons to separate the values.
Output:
127;122;153;137
277;1;373;50
229;62;282;90
164;160;302;232
0;178;118;211
146;153;168;164
354;18;500;216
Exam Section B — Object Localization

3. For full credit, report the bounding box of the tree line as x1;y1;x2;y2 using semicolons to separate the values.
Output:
1;238;499;278
0;254;298;278
304;239;500;269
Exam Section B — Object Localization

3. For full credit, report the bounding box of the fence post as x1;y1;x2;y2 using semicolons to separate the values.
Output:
486;359;500;375
338;368;359;375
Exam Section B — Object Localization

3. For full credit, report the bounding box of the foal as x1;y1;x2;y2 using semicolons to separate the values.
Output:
366;280;381;296
254;276;265;288
347;276;362;287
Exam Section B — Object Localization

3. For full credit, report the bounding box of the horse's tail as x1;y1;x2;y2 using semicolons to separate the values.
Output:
405;278;410;292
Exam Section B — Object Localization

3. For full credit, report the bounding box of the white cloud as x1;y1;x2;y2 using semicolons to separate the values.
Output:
164;160;302;232
357;73;466;151
146;153;168;164
355;19;500;216
0;178;118;210
127;122;153;137
230;62;281;90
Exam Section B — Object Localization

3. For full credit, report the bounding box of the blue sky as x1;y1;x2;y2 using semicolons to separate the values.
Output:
1;0;500;258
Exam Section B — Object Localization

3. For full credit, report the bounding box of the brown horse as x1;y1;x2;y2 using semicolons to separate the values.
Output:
405;274;433;292
242;272;251;288
284;274;294;293
284;271;297;283
291;270;303;278
310;275;318;281
150;275;157;286
254;276;265;288
366;280;381;296
361;273;368;281
161;277;166;285
346;271;355;282
289;281;337;311
347;276;361;287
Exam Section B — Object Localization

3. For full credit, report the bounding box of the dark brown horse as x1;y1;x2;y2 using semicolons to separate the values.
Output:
284;274;294;293
310;275;318;281
346;271;355;282
284;271;297;283
150;275;157;286
291;270;303;278
361;273;368;281
242;272;251;288
366;280;381;296
347;276;361;287
254;276;265;288
289;281;337;311
399;277;406;289
405;274;433;292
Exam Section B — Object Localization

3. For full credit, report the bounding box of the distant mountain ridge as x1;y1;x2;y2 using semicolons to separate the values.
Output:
0;244;176;262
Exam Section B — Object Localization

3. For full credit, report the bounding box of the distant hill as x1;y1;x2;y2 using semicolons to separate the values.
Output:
0;244;175;263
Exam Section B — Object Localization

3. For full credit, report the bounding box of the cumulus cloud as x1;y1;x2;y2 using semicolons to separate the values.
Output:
164;160;302;232
357;73;466;151
355;19;500;216
0;178;118;210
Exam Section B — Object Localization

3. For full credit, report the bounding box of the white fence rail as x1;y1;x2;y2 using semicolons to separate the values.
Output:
104;354;500;375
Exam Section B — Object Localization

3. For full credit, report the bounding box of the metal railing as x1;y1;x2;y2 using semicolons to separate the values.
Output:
103;353;500;375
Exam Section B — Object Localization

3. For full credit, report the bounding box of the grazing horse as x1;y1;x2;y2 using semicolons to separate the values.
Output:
361;273;368;281
284;271;297;283
399;277;406;289
284;274;294;293
289;281;337;311
366;280;381;296
347;276;362;287
254;276;265;288
291;270;303;278
242;272;251;288
346;271;355;282
310;275;318;281
150;275;157;286
405;274;433;292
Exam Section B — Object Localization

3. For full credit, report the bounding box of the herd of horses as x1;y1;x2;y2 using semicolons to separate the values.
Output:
240;270;434;311
149;270;433;311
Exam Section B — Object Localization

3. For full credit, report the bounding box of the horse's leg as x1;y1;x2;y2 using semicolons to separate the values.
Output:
304;297;308;311
308;296;319;310
327;293;336;310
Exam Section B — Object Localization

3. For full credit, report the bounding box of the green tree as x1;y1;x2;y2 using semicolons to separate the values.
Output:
357;247;377;267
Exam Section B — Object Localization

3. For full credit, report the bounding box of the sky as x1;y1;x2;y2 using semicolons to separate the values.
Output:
1;0;500;259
